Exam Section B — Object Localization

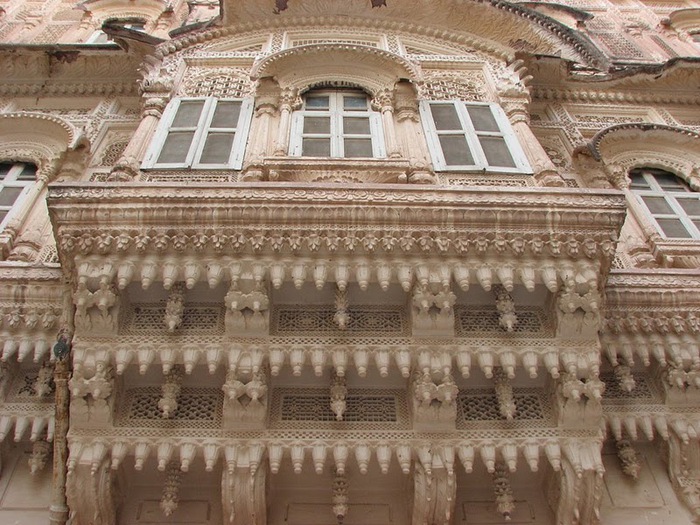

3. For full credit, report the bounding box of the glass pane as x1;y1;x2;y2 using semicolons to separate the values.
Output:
431;104;463;131
438;135;474;165
303;117;331;134
343;96;367;110
641;196;674;214
0;187;23;206
657;218;692;238
654;172;688;192
344;138;373;158
199;133;235;164
210;101;241;128
629;173;650;189
157;131;194;163
480;137;516;168
677;198;700;216
343;117;371;135
302;138;331;157
171;101;205;127
16;163;37;181
467;106;500;132
0;163;12;178
306;96;330;110
0;210;6;223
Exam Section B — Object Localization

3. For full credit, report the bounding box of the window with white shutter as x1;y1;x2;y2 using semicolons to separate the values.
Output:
420;101;531;173
142;97;253;170
0;162;36;228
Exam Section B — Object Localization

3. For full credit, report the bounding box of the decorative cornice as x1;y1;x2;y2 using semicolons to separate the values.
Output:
48;183;625;263
606;269;700;308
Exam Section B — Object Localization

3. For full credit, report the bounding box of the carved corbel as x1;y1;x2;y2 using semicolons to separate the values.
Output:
546;441;605;525
69;358;114;426
66;458;123;525
221;461;266;525
551;373;603;428
73;283;120;335
224;281;269;335
412;452;457;525
411;370;457;431
666;432;700;520
411;283;456;337
222;367;268;429
555;283;601;339
604;163;631;190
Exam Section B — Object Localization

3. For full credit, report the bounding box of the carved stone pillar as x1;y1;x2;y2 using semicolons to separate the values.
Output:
394;81;434;183
66;459;122;525
412;458;456;525
49;354;70;525
242;79;279;181
273;88;300;156
372;88;401;158
501;97;564;187
0;162;54;258
108;96;168;181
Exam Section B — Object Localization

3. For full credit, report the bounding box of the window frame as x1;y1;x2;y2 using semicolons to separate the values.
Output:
142;97;254;170
0;162;36;230
630;168;700;240
289;90;386;159
419;100;531;173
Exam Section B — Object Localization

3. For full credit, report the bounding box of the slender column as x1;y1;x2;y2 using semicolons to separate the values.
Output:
372;89;400;158
0;161;58;258
49;287;74;525
394;81;434;183
501;97;564;187
273;88;299;156
108;96;168;181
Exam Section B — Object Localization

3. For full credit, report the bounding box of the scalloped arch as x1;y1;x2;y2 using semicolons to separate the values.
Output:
0;113;87;176
250;44;421;95
157;1;606;67
590;123;700;179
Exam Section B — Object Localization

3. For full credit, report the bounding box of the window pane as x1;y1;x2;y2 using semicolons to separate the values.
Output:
657;218;692;238
210;101;241;128
641;196;674;214
479;137;516;168
171;101;205;127
0;187;23;206
157;131;195;163
343;96;367;110
303;117;331;134
199;133;235;164
0;163;13;178
431;104;462;131
654;173;688;192
344;138;373;157
306;96;330;110
343;117;371;135
677;198;700;216
629;173;651;189
467;106;500;132
302;138;331;157
0;211;6;223
16;163;37;180
438;135;474;165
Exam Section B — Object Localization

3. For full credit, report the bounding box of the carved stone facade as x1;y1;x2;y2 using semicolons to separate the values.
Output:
0;0;698;524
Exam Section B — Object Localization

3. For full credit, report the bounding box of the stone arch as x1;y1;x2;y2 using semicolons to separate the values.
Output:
0;112;88;180
588;123;700;189
250;43;422;96
79;0;165;25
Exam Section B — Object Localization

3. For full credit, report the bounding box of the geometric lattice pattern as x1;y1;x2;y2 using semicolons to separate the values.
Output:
454;306;548;336
271;305;409;336
270;388;410;430
458;392;545;422
601;374;654;402
188;75;249;98
281;394;398;422
122;305;225;335
116;387;222;429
